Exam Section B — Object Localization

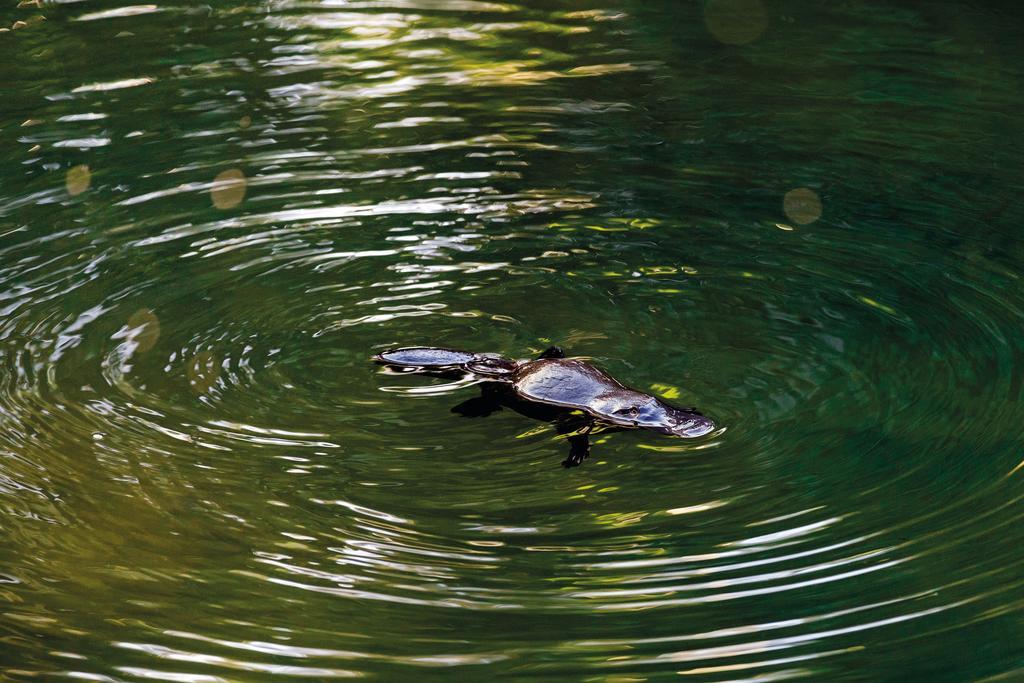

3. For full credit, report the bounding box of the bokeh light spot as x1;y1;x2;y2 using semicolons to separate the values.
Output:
239;115;252;129
126;308;160;353
704;0;768;45
783;187;823;225
211;168;247;209
66;164;91;196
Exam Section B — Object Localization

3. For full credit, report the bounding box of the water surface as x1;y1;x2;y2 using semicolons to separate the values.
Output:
3;0;1024;679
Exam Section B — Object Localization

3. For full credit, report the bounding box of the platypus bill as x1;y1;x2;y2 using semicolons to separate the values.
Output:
374;346;715;468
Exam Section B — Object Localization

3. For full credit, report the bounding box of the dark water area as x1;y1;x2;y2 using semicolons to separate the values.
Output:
3;0;1024;679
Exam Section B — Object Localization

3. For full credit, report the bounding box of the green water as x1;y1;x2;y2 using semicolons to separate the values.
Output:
3;0;1024;679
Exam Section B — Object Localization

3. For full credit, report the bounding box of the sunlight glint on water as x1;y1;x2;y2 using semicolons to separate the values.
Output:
2;0;1024;680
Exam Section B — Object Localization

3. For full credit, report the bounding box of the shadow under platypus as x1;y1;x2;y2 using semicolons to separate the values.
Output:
374;346;715;467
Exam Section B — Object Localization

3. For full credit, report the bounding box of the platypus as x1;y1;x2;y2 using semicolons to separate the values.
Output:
373;346;714;467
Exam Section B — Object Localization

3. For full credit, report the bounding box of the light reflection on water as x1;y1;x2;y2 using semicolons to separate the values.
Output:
2;0;1024;680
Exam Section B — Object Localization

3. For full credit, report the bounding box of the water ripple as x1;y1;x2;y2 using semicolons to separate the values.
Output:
2;0;1024;680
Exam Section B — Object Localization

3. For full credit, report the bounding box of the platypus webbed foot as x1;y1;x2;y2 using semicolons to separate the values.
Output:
537;346;565;360
555;414;592;468
561;433;591;468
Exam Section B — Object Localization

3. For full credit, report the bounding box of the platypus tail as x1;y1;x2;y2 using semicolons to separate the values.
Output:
374;346;519;378
374;347;478;369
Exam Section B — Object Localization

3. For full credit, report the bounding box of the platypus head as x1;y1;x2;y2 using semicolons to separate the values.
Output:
662;408;715;438
610;399;715;438
633;401;714;438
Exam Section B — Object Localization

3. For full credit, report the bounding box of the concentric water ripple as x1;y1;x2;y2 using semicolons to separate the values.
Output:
3;0;1024;680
